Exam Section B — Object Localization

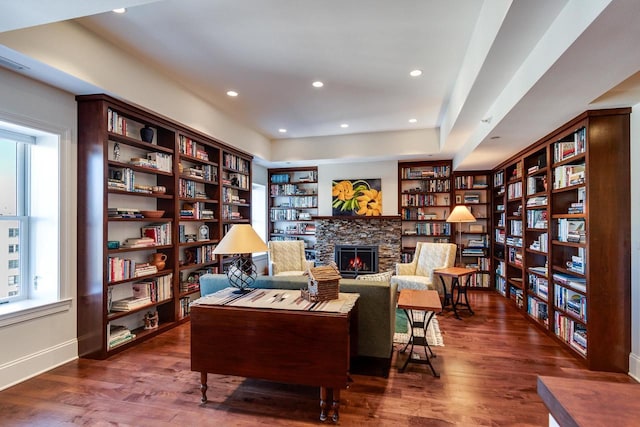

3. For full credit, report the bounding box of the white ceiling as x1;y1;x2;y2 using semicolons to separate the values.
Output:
2;0;640;170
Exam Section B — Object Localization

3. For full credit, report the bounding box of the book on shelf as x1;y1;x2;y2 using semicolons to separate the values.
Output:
108;324;136;348
121;236;156;248
110;296;152;312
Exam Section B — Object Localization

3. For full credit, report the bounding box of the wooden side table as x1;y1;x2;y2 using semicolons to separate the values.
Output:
397;289;443;377
434;267;477;319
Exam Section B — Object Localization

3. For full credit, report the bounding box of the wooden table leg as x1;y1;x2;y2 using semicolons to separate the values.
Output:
331;388;340;422
320;386;329;421
200;372;208;404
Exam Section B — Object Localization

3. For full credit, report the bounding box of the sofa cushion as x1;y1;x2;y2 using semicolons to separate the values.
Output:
355;270;393;282
391;274;433;291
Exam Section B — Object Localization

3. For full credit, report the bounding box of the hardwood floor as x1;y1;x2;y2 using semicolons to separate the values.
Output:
1;291;634;426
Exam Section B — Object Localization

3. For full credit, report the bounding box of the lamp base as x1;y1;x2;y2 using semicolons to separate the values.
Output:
226;255;257;293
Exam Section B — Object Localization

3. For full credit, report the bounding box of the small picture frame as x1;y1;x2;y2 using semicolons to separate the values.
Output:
455;195;462;204
469;224;484;233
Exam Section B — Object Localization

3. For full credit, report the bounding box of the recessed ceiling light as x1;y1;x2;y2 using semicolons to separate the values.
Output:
340;123;349;128
112;8;126;14
226;90;238;97
278;128;287;133
312;81;324;88
409;69;423;77
490;136;501;140
409;118;417;123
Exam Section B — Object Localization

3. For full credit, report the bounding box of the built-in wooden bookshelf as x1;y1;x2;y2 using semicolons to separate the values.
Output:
453;171;491;287
76;94;252;359
398;161;453;262
490;109;630;372
268;167;318;262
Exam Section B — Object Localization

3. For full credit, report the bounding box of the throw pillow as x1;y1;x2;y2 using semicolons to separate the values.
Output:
355;270;394;282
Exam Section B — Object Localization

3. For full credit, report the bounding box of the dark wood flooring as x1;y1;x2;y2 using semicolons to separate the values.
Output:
1;291;635;426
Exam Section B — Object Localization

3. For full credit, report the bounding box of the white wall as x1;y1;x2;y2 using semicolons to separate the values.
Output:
0;68;77;390
318;161;398;216
272;128;439;164
629;102;640;380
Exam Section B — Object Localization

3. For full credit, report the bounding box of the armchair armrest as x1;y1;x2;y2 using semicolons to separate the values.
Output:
396;261;415;275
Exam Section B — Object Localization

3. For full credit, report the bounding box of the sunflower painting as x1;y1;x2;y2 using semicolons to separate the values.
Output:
332;179;382;216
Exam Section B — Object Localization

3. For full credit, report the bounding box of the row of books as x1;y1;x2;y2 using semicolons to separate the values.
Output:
510;219;523;237
222;187;247;204
555;284;587;322
529;232;548;252
400;208;440;220
508;247;523;266
555;313;587;356
180;201;215;220
223;153;250;173
505;236;522;247
464;257;490;271
405;180;451;192
557;218;586;243
179;178;209;199
526;209;547;229
528;274;549;300
132;274;173;302
273;196;317;208
401;166;451;179
553;163;585;189
553;128;586;163
401;194;444;207
222;205;243;220
107;258;158;282
526;175;546;195
222;171;250;190
454;175;488;189
183;244;218;265
141;222;172;245
403;222;451;236
179;135;211;161
272;223;316;235
527;296;549;325
270;183;316;196
507;181;522;199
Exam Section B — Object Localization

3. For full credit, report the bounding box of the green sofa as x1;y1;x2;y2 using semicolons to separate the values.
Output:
199;274;398;376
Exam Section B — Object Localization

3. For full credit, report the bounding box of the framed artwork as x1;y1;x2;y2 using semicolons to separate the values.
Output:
455;195;462;204
332;178;382;216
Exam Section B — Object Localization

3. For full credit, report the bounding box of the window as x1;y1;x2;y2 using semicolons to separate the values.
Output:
0;123;62;309
251;183;267;255
0;136;27;302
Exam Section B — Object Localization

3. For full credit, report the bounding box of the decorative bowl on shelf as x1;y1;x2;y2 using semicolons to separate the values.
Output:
141;210;165;218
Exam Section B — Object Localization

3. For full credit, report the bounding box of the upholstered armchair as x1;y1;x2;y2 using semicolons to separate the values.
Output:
267;240;314;276
391;242;457;291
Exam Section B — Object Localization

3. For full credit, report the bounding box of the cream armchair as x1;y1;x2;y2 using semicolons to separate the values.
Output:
391;242;457;291
267;240;314;276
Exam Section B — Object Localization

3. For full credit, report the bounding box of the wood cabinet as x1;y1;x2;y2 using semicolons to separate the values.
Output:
76;94;252;359
268;167;318;262
452;171;491;287
491;109;630;372
398;161;453;262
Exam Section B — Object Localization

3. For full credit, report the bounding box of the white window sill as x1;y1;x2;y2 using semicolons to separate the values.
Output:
0;298;73;328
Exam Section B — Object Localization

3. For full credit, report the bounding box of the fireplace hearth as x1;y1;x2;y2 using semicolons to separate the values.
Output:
335;245;378;278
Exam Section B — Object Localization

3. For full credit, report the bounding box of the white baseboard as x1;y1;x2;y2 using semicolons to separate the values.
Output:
0;339;78;391
629;352;640;382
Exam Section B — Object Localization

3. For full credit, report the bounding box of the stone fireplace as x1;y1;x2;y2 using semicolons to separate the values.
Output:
314;216;402;273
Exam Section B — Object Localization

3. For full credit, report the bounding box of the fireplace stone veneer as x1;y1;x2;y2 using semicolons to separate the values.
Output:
314;216;402;273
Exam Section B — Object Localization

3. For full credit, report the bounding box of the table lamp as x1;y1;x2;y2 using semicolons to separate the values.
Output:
446;205;476;267
212;224;268;293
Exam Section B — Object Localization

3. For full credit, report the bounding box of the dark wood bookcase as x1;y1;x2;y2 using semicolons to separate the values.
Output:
268;167;318;262
490;108;630;372
452;171;492;287
397;160;453;262
76;94;252;359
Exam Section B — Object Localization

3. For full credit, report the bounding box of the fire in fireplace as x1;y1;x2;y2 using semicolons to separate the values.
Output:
334;245;378;278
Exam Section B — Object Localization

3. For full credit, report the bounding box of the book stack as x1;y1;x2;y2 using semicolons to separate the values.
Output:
108;324;135;349
552;272;586;292
121;236;156;248
129;157;157;169
110;295;152;312
557;218;586;243
146;152;173;172
108;207;143;219
133;263;158;277
567;202;584;214
141;223;172;245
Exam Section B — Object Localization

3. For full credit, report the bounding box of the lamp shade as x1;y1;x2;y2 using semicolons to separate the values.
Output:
212;224;268;255
446;205;476;223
